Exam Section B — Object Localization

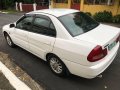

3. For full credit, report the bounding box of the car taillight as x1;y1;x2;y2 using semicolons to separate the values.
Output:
87;45;107;62
116;35;120;43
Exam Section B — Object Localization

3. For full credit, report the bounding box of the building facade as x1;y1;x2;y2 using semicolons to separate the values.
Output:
50;0;120;15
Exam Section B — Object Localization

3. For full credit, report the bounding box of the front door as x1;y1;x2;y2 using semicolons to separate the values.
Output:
71;0;80;10
12;15;34;50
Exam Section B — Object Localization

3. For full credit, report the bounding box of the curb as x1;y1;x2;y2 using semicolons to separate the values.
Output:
0;61;31;90
0;52;44;90
0;11;8;14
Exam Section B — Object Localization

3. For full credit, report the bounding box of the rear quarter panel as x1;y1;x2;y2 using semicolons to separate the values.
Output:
52;38;96;66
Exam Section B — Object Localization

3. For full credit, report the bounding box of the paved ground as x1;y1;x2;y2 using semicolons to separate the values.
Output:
0;52;43;90
0;13;120;90
0;71;15;90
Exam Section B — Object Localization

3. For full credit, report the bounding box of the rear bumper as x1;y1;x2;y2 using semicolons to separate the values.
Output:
64;42;119;79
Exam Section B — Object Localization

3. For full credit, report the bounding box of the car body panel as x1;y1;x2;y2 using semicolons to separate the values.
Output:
28;32;56;60
28;9;79;17
12;28;29;49
52;38;96;66
75;24;120;46
63;42;119;78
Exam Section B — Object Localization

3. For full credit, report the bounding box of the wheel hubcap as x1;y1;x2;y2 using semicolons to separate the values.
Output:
50;58;62;74
6;36;12;46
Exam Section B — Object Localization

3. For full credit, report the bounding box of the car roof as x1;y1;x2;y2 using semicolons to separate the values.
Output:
27;9;79;17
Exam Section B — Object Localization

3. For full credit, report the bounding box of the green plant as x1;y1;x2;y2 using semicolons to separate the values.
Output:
93;10;113;22
23;0;34;4
2;0;15;9
8;0;15;8
85;12;92;17
15;0;33;4
112;14;120;23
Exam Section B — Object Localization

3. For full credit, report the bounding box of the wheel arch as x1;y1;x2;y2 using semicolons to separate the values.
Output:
3;31;8;37
46;53;67;67
46;53;70;74
46;53;58;61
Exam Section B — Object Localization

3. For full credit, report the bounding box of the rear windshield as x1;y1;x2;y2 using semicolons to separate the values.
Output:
58;12;99;37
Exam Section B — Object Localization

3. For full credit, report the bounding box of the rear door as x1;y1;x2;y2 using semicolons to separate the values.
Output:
28;14;56;60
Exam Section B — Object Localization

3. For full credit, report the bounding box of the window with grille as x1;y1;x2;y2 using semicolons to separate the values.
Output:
73;0;80;3
55;0;68;3
84;0;114;5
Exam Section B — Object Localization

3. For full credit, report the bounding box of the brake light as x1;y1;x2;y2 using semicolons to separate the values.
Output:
87;45;107;62
116;35;120;43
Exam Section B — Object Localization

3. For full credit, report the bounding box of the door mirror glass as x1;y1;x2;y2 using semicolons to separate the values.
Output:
10;24;15;28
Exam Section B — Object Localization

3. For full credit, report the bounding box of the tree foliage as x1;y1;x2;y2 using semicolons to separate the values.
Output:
1;0;34;9
15;0;33;3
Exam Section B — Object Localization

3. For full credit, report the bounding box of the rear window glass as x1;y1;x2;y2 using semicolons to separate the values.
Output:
58;12;99;37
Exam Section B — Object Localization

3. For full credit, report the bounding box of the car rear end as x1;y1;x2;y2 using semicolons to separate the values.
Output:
73;24;120;78
87;37;119;78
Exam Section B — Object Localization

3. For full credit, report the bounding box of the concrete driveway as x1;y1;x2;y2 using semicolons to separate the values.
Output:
0;13;120;90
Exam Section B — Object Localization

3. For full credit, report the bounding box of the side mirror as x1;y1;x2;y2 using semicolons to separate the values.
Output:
10;24;15;28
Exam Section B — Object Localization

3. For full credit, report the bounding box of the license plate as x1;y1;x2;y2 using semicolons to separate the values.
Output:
108;41;116;50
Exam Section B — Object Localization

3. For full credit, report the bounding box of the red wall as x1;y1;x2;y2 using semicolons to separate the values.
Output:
71;4;80;10
22;4;33;12
36;5;48;10
18;4;49;12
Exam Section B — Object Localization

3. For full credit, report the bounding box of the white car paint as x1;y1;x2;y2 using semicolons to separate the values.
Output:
2;9;120;78
28;32;55;59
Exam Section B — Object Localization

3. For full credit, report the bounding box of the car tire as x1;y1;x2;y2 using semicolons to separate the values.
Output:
5;34;15;47
48;55;68;76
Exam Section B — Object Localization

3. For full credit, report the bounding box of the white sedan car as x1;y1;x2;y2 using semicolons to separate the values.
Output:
2;9;120;79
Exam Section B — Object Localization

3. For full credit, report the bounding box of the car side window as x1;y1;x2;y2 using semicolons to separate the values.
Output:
32;16;56;37
16;16;33;31
50;23;55;30
34;17;50;28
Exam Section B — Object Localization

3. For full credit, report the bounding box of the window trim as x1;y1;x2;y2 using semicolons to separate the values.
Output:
15;14;35;31
16;14;35;25
55;0;68;3
84;0;115;5
58;12;99;37
72;0;80;4
31;14;57;37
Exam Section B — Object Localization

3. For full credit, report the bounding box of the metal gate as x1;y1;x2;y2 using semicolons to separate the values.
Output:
71;0;80;10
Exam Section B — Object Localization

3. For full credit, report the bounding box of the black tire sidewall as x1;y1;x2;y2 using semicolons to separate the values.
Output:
5;34;15;47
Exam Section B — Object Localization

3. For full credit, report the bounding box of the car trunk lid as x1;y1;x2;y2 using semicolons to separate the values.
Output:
74;24;120;49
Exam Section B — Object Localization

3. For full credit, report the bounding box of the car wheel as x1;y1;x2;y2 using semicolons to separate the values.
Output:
5;34;15;47
48;55;68;76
